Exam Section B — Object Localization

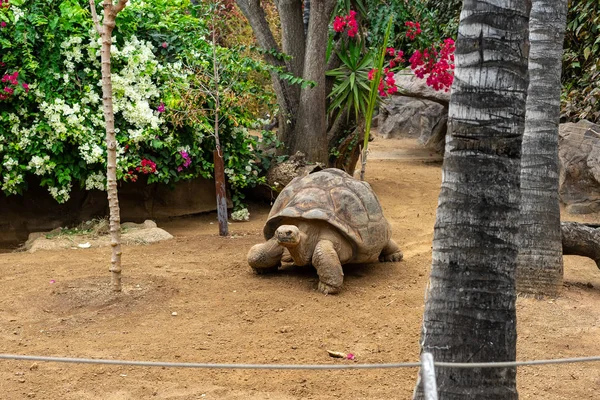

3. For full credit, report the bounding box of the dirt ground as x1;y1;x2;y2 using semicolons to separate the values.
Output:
1;138;599;399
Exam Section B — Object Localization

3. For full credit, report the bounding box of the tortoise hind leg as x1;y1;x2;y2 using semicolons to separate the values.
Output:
247;238;284;274
313;240;344;294
379;239;403;262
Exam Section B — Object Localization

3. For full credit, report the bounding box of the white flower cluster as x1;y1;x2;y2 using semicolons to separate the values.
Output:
79;142;105;164
48;183;72;203
2;172;24;195
110;36;164;135
62;36;84;74
85;172;106;191
27;155;55;176
2;155;18;171
231;208;250;222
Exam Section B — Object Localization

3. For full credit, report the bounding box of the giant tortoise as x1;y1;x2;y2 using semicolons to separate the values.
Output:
247;168;403;294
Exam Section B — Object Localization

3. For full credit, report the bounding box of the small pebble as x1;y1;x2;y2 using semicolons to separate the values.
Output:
171;312;178;316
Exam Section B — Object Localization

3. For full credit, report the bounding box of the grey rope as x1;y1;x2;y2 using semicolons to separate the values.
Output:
1;354;599;370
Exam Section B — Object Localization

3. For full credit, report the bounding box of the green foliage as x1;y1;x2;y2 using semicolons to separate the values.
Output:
364;0;457;52
326;39;373;121
562;0;600;123
0;0;276;208
363;16;393;150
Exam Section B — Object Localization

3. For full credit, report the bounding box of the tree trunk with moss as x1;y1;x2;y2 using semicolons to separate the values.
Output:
90;0;128;292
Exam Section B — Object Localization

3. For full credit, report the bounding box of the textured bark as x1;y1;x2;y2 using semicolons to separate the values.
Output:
235;0;299;147
561;221;600;269
517;0;568;297
90;0;128;292
292;0;337;164
414;1;530;399
236;0;336;163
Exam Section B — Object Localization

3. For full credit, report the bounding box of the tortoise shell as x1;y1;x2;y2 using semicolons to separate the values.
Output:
264;168;391;261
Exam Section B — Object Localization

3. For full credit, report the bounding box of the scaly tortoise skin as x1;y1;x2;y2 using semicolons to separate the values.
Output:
247;168;403;294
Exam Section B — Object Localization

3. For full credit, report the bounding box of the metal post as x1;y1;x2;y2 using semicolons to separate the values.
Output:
421;352;438;400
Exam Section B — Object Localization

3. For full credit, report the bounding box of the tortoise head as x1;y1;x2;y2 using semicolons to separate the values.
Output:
275;225;301;248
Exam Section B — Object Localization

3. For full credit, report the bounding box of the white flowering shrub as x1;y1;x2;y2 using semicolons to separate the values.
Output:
0;0;276;208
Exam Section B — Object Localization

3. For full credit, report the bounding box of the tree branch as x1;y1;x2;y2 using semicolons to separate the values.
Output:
114;0;129;14
89;0;102;35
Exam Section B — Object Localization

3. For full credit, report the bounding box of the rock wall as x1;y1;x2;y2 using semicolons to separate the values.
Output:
0;176;223;247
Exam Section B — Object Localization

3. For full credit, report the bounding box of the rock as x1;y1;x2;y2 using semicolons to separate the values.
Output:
378;96;447;153
266;152;324;193
374;69;450;153
0;176;226;249
21;222;173;253
559;120;600;214
393;69;451;104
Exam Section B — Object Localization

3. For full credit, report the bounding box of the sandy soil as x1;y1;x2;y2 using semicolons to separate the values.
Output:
1;138;599;399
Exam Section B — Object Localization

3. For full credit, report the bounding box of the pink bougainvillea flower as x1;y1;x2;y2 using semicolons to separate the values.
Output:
161;42;168;49
22;83;29;92
405;21;422;40
346;353;355;360
0;21;6;28
157;102;165;113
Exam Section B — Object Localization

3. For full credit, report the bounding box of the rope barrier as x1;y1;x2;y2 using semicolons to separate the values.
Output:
1;353;599;370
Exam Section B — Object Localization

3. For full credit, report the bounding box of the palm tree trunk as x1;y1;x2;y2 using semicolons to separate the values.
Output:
413;1;530;398
516;0;568;297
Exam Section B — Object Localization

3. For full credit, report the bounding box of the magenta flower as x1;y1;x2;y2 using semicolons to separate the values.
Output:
0;21;6;28
161;42;168;49
157;102;165;113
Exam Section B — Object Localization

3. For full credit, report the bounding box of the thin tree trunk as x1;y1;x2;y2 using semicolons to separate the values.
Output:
517;0;568;297
90;0;128;292
413;1;530;398
212;28;229;237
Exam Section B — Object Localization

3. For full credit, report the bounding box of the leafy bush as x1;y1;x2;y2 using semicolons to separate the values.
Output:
365;0;458;53
562;0;600;123
0;0;275;208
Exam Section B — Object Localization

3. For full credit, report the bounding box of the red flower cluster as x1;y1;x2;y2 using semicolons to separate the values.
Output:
405;21;421;40
367;48;405;97
409;38;455;92
0;71;29;101
124;171;138;182
0;0;9;8
333;10;358;38
369;67;398;97
137;158;157;174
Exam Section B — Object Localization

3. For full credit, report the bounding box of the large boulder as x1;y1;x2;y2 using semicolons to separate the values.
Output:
378;96;447;153
559;120;600;214
377;70;449;153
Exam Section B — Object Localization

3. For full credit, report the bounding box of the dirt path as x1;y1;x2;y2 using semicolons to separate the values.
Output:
1;138;599;399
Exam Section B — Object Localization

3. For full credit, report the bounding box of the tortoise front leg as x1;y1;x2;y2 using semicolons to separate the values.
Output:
379;239;403;262
247;238;284;274
313;240;344;294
